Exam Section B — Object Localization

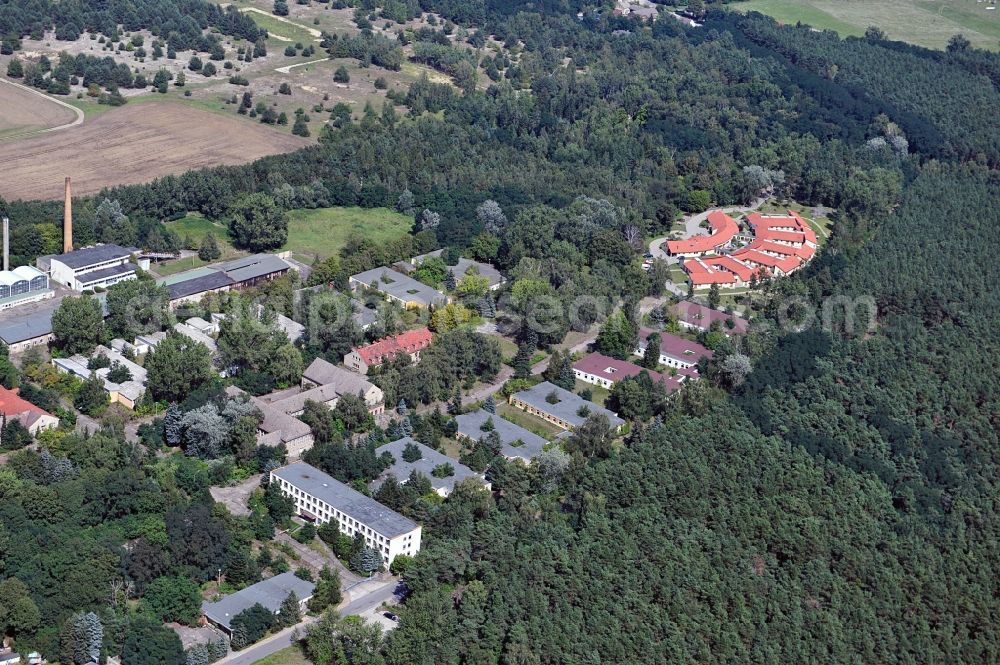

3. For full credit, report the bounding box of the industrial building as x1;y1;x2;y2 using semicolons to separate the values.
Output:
158;254;292;307
201;572;314;636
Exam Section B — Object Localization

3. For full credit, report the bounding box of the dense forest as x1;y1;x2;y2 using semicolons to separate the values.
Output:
2;0;1000;662
0;0;262;52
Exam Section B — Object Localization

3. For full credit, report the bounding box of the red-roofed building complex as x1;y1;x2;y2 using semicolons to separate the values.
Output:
666;211;740;257
0;386;59;436
679;210;818;289
344;327;433;375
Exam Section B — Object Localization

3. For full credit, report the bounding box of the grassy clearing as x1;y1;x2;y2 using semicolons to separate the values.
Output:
244;9;322;45
575;380;610;406
252;646;311;665
282;206;413;261
731;0;1000;51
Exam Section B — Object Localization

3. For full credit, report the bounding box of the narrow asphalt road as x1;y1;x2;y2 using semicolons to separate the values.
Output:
217;580;401;665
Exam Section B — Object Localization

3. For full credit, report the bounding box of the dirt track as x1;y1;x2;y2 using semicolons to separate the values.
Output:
0;79;79;138
0;102;309;201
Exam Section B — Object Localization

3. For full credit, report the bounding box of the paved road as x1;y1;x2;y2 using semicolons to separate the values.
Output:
217;580;401;665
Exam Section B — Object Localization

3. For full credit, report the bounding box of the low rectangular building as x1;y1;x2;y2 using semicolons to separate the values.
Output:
408;252;505;291
0;308;54;354
453;409;548;462
671;301;748;335
201;572;314;636
271;462;421;566
509;381;625;431
349;267;446;310
374;437;485;497
573;353;669;390
52;344;149;409
634;329;713;369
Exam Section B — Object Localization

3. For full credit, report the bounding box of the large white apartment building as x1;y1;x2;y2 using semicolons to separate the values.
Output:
270;462;421;567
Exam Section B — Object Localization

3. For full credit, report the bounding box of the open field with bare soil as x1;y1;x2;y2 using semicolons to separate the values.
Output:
0;102;308;201
0;79;79;139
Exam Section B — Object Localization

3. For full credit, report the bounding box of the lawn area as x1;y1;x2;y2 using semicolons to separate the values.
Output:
731;0;1000;51
574;379;610;406
282;206;413;262
252;645;311;665
166;213;237;251
497;403;564;440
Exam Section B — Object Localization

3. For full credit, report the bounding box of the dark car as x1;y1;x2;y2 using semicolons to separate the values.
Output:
383;611;399;622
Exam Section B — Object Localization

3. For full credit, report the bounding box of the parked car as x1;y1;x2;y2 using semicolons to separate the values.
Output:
383;611;399;622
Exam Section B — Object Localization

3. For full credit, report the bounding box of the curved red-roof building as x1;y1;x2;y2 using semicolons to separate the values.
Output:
666;211;739;257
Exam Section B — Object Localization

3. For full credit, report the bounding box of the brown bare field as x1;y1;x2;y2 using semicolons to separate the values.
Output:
0;101;308;201
0;80;78;138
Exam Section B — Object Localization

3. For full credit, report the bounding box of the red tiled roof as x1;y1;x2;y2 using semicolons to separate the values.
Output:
671;301;749;334
702;255;754;281
353;327;433;366
756;229;806;244
638;328;714;362
0;386;54;425
750;239;800;257
666;211;739;255
683;259;737;286
731;249;801;275
573;353;665;383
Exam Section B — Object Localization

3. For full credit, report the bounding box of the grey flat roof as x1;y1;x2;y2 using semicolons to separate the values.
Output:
53;245;132;270
512;381;624;429
218;255;290;283
167;271;234;300
78;262;135;285
353;299;379;329
375;437;481;494
271;462;418;538
350;267;446;307
454;409;548;461
0;309;53;344
410;253;504;288
201;572;314;631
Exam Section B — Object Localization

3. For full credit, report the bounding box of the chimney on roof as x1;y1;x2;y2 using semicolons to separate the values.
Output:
63;177;73;254
2;216;8;272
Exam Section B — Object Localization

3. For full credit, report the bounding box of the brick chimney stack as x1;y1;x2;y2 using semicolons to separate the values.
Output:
63;177;73;253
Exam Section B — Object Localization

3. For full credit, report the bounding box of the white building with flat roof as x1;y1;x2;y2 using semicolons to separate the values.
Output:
42;244;144;291
270;462;421;566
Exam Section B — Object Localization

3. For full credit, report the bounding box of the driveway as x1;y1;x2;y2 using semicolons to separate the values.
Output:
648;198;767;262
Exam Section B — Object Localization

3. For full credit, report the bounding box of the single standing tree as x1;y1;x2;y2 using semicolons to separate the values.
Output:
74;373;109;416
476;199;507;234
708;283;721;310
278;592;301;627
145;332;214;402
483;395;497;414
642;332;661;369
198;233;221;261
52;296;105;354
307;566;342;612
228;193;288;252
333;66;350;83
